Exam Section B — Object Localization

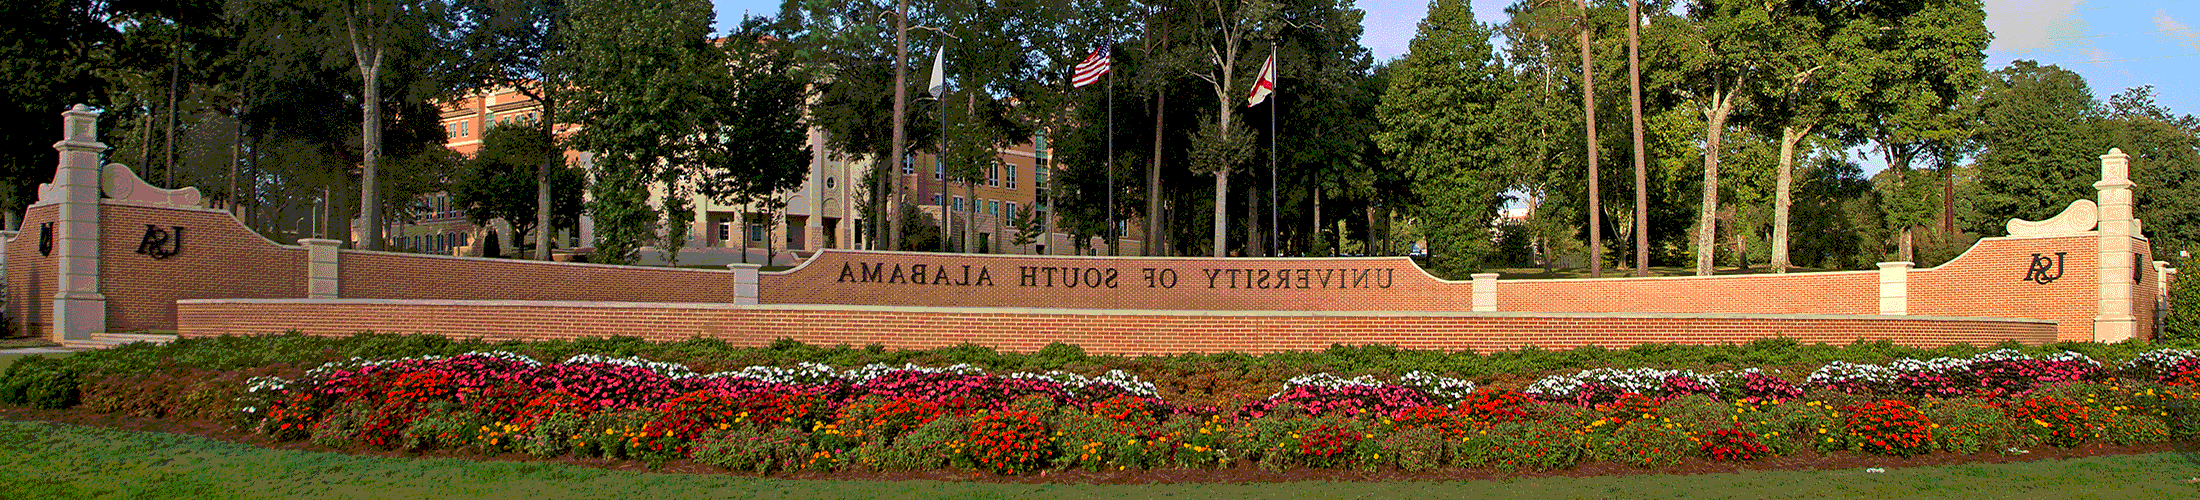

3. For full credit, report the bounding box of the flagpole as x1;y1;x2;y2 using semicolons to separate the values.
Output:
939;93;950;253
1106;44;1116;256
1267;44;1278;257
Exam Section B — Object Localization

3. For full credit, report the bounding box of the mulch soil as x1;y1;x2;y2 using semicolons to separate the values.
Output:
6;406;2196;484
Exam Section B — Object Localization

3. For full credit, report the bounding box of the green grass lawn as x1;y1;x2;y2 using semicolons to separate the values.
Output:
1;419;2195;500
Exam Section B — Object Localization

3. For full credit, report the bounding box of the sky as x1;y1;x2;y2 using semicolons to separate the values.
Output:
710;0;2200;136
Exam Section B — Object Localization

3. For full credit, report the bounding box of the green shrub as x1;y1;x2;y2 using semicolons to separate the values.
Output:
1052;408;1163;472
518;410;590;457
693;424;812;473
1460;419;1583;471
1587;416;1695;467
1160;414;1231;469
399;410;481;451
310;400;376;449
1372;425;1448;472
2124;383;2200;439
2164;272;2200;343
1918;398;2018;455
0;355;81;409
873;415;970;471
2099;411;2172;445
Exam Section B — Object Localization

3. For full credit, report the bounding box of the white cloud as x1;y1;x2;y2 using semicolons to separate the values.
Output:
2154;9;2200;48
1984;0;2089;51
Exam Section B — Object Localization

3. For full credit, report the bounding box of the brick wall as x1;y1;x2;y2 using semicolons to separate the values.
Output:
99;203;307;331
1497;272;1879;315
3;198;2161;345
5;205;56;337
339;251;748;303
760;251;1472;311
177;299;2061;355
1909;235;2101;341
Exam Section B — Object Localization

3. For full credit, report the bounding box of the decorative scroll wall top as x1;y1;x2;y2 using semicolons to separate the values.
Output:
2006;199;2098;237
101;164;202;208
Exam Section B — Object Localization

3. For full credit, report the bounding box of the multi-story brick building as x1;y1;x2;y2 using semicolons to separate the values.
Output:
377;85;1143;263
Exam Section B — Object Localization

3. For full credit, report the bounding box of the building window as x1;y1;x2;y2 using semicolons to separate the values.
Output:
953;196;964;212
988;200;999;215
825;177;835;189
933;159;943;181
1034;164;1046;189
932;194;942;206
749;223;765;242
902;153;915;175
1006;202;1018;223
987;164;999;187
459;121;469;137
717;218;732;241
1005;163;1017;189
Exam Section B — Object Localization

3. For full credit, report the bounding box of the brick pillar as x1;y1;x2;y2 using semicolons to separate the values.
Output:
302;239;341;299
1471;273;1499;312
1878;261;1911;315
0;230;13;314
2159;262;2176;339
727;263;760;305
2096;148;2138;342
51;105;105;342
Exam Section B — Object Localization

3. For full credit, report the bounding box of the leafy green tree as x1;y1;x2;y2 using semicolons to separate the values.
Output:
696;17;813;262
1738;0;1861;273
785;0;934;251
1177;0;1276;257
1375;0;1513;277
287;0;456;250
1962;61;2105;236
450;124;584;256
450;0;568;260
1666;0;1782;275
1852;0;1989;259
548;0;719;264
2103;86;2200;257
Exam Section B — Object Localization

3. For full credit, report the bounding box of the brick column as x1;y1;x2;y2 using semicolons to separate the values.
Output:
1878;261;1911;315
51;105;105;342
2159;262;2176;339
0;230;12;313
302;239;341;299
1471;273;1499;312
727;263;760;305
2096;148;2138;342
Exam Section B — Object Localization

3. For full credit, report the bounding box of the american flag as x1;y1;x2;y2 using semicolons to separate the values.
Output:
1071;45;1111;88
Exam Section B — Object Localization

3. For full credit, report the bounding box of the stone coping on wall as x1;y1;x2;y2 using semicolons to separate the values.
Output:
175;297;2057;324
764;248;1465;283
335;248;764;273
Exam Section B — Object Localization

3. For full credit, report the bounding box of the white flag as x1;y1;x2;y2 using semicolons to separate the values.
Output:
928;46;946;98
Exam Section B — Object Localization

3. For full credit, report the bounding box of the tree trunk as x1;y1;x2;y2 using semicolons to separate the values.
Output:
1579;0;1601;278
1628;0;1647;277
229;109;240;213
1771;124;1810;273
1313;186;1322;255
537;97;557;260
1941;167;1956;235
165;37;181;188
1213;94;1232;257
360;54;383;250
1148;88;1164;257
886;0;910;252
1695;92;1732;276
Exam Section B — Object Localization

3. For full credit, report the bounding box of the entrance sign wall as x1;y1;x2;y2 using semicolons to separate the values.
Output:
0;105;2173;352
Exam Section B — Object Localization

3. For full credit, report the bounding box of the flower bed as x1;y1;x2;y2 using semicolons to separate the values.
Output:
7;336;2200;475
